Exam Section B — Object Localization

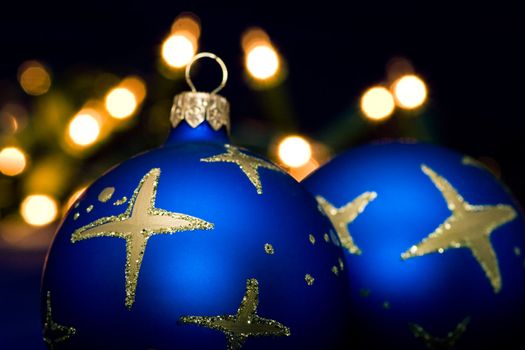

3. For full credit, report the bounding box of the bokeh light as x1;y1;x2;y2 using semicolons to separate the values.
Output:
242;28;281;81
0;146;27;176
360;86;396;121
393;75;428;109
105;87;137;119
18;60;52;96
162;34;196;68
277;135;312;168
246;45;280;80
67;110;101;146
20;194;58;226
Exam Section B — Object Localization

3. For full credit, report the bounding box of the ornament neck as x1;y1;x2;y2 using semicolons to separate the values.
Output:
164;121;229;146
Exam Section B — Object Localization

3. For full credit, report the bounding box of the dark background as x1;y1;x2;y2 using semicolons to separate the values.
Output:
1;1;524;348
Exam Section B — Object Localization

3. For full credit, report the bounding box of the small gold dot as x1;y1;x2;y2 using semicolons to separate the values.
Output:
113;196;128;206
74;202;80;209
264;243;274;255
305;274;315;286
514;247;521;256
73;213;80;220
338;257;344;271
309;234;316;245
98;187;115;203
331;265;339;276
323;233;329;242
86;205;94;213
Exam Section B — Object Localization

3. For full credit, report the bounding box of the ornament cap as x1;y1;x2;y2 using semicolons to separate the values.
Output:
170;91;230;133
169;52;230;133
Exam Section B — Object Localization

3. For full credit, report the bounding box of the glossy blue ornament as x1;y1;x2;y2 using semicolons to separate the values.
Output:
303;141;525;349
41;55;351;350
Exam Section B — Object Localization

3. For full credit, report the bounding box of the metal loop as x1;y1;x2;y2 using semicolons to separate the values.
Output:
185;52;228;95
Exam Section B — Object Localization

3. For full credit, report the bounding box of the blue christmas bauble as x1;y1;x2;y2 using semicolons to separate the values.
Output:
303;141;525;349
41;90;351;350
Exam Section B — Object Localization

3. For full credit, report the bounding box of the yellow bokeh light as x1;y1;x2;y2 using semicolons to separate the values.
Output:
277;135;312;168
161;34;196;68
105;87;137;119
20;194;58;226
0;147;27;176
246;44;280;80
68;110;101;146
393;75;428;109
171;15;201;40
18;61;51;96
360;86;396;121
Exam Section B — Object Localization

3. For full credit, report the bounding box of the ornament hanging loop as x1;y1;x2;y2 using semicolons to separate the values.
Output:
185;52;228;95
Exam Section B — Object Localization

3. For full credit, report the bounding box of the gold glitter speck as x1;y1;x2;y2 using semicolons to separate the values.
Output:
338;257;344;271
331;266;339;276
86;205;94;213
180;278;290;350
71;168;214;309
74;202;79;209
309;234;315;245
323;233;330;242
113;196;128;206
304;274;315;286
401;165;516;293
264;243;274;255
98;187;115;203
73;213;80;220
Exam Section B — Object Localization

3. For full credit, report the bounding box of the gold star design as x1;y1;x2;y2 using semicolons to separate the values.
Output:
71;168;214;309
409;317;470;350
43;291;76;349
201;145;283;194
401;165;517;293
316;192;377;254
180;278;290;350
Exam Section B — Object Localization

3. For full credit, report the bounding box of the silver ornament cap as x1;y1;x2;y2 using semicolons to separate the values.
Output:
169;52;230;133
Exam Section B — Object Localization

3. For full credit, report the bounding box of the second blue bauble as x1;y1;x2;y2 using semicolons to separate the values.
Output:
303;141;525;349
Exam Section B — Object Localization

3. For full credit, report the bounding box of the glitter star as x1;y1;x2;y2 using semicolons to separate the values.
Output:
71;168;214;309
401;165;517;292
409;317;470;350
180;279;290;350
43;291;76;349
201;145;282;194
316;192;377;254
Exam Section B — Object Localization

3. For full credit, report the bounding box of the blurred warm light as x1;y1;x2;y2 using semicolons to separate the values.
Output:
162;34;196;68
0;147;27;176
246;45;280;80
20;194;58;226
171;14;201;39
105;87;137;119
289;158;320;181
242;28;281;81
68;110;101;146
393;75;428;109
121;76;147;103
241;27;271;52
277;135;312;168
360;86;395;121
18;60;51;96
64;186;87;212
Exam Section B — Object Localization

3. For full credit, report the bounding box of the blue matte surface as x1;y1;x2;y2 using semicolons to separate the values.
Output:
41;122;352;349
303;141;525;349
